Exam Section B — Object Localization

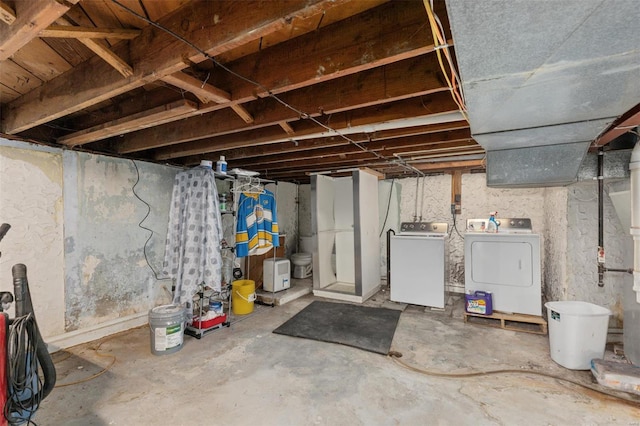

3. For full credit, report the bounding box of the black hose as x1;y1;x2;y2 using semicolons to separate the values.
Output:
0;224;10;242
11;264;57;401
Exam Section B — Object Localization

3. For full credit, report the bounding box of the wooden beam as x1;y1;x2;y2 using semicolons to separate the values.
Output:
0;1;16;25
411;159;485;173
117;55;448;153
160;72;231;104
279;122;295;135
160;72;253;123
230;140;478;171
0;0;78;60
39;26;142;39
57;99;198;147
224;133;474;166
152;94;460;160
451;170;462;214
55;17;133;78
230;104;254;124
181;123;471;165
77;37;134;77
594;102;640;147
212;1;440;101
2;0;349;134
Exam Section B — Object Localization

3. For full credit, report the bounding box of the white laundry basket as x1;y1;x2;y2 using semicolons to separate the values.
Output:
545;301;611;370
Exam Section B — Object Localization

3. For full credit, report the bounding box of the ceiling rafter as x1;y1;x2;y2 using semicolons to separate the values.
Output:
116;54;449;153
182;125;472;166
153;95;462;161
58;99;198;147
39;25;141;39
231;139;478;171
0;0;79;60
2;0;352;135
55;17;133;77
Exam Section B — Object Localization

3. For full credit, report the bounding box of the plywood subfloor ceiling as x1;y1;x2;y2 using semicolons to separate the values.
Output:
0;0;482;181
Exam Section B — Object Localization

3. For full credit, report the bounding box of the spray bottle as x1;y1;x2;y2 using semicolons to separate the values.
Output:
486;211;499;233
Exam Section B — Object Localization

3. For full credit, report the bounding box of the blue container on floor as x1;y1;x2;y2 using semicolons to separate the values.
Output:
465;291;493;315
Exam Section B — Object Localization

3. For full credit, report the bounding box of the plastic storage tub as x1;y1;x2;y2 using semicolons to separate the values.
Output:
545;301;611;370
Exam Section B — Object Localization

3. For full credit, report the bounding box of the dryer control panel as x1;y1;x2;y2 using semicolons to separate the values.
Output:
466;218;532;233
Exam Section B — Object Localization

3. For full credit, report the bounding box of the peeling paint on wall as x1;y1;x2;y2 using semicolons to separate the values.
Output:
0;144;65;337
64;152;176;331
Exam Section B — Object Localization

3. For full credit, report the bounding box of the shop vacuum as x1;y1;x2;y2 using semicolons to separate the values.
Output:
0;224;56;425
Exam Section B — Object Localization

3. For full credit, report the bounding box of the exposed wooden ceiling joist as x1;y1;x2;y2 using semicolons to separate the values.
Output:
39;26;141;39
152;95;461;161
0;0;79;61
1;0;483;181
116;54;449;153
594;102;640;148
231;140;479;172
160;72;231;104
181;123;471;165
2;0;352;134
55;17;133;77
58;99;198;147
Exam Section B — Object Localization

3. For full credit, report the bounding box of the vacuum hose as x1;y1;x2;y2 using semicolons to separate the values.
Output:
11;264;57;401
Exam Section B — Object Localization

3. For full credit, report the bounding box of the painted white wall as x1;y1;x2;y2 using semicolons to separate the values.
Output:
0;138;177;349
564;181;629;325
298;184;312;239
0;143;65;337
1;139;303;349
266;181;298;258
63;151;176;332
543;186;569;303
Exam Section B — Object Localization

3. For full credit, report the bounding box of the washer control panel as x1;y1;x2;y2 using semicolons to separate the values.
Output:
400;222;448;234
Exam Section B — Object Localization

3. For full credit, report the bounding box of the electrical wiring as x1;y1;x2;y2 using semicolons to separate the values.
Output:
109;0;426;178
4;314;43;426
131;159;172;281
423;0;468;122
388;351;640;408
451;208;465;240
53;328;134;388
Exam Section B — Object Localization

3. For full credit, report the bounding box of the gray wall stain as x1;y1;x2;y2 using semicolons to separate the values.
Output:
64;152;176;331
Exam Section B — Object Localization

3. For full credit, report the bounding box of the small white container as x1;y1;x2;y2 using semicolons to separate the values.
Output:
216;156;227;174
545;301;611;370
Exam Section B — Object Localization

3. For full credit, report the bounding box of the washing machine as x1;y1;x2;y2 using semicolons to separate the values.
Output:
464;218;541;316
390;222;448;308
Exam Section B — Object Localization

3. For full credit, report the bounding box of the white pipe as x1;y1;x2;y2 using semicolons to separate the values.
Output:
629;140;640;303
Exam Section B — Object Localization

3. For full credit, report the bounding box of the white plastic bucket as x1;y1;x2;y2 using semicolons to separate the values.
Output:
545;301;611;370
149;304;187;356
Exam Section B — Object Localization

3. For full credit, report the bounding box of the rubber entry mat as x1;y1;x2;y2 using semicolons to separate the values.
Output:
273;301;401;355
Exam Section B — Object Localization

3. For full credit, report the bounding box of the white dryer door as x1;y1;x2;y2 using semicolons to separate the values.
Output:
469;240;534;287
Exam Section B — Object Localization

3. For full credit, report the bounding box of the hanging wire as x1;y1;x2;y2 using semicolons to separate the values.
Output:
109;0;425;178
131;159;172;281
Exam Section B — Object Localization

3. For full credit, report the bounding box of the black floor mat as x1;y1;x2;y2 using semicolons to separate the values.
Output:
273;301;401;355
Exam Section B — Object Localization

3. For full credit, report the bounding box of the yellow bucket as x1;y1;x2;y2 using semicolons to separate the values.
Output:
232;280;256;315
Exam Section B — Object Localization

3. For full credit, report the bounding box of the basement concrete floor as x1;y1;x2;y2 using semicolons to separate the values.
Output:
41;288;640;425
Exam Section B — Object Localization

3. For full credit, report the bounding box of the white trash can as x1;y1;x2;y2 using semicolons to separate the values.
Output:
545;301;611;370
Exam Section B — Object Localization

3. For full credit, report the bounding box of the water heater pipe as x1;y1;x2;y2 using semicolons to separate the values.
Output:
629;140;640;302
598;148;605;287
